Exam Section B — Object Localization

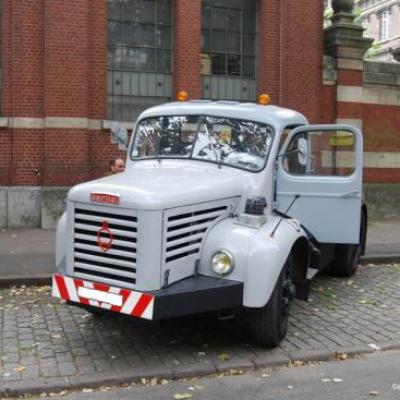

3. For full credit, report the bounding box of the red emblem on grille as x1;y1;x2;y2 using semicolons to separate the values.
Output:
90;193;120;205
97;221;113;252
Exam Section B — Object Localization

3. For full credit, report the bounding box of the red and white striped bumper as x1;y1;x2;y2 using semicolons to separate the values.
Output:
52;274;154;320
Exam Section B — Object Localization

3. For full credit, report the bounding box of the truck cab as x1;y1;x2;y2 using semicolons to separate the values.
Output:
52;99;366;347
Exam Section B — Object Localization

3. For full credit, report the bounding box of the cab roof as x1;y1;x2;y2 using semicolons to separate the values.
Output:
138;100;308;130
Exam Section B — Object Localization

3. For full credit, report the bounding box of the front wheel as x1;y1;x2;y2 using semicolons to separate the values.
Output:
244;254;295;347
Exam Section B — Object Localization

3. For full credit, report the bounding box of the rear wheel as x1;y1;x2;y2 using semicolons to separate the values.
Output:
245;254;295;347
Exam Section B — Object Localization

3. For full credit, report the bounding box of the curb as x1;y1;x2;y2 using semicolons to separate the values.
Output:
0;274;51;289
2;342;400;398
360;254;400;265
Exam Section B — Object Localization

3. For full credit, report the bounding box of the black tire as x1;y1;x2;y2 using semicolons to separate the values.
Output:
331;243;361;277
245;254;295;347
331;209;367;277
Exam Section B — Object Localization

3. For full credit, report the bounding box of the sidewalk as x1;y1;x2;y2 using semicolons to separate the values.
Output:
0;219;399;287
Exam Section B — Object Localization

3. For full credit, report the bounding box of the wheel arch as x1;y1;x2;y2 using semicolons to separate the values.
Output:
243;220;309;308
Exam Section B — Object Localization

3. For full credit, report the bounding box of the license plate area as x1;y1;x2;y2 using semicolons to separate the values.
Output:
77;286;123;307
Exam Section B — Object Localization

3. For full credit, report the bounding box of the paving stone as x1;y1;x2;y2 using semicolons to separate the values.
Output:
1;264;400;393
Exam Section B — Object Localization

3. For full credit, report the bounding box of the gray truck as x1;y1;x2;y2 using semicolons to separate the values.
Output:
52;100;367;347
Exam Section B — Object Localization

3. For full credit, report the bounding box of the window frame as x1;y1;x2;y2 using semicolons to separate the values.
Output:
201;0;257;79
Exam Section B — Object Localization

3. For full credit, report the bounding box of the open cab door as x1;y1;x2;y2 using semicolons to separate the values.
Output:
276;125;363;244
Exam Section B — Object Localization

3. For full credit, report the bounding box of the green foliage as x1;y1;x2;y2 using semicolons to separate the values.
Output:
366;41;381;60
353;7;363;26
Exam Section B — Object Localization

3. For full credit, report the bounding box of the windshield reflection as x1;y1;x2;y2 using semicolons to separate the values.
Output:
131;115;274;172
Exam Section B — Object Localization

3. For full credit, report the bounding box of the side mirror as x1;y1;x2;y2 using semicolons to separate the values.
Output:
297;138;308;166
110;122;129;151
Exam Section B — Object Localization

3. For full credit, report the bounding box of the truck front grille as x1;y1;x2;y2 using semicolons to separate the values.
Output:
164;204;229;264
73;205;137;289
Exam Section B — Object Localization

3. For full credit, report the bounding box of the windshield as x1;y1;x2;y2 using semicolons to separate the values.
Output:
131;115;275;172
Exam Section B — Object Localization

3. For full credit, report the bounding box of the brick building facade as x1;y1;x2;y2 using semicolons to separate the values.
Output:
0;0;398;228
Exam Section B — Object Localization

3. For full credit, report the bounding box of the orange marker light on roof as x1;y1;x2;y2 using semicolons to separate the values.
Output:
258;93;271;106
177;91;189;101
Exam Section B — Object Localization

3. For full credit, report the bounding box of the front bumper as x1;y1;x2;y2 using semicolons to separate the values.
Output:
52;274;243;320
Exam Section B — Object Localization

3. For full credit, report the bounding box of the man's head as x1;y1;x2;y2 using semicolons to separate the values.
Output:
109;157;125;174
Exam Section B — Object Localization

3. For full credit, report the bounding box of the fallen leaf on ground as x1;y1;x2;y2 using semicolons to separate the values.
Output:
335;352;348;361
218;353;231;361
14;365;26;372
173;393;192;399
188;385;205;391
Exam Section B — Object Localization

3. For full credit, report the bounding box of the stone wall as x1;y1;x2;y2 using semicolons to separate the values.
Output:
322;3;400;219
0;187;68;229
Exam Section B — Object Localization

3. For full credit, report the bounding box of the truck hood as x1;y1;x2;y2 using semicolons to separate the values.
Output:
68;161;253;210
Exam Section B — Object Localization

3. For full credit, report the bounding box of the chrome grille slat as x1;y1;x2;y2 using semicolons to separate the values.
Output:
74;233;137;249
74;262;136;279
74;252;136;268
164;203;229;264
166;232;205;246
166;242;201;258
166;220;219;238
73;272;136;289
73;205;137;287
74;213;138;228
74;242;136;259
167;210;226;228
74;223;137;239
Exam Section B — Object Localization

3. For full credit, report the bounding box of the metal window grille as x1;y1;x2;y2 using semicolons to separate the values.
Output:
107;0;173;122
201;0;257;79
201;0;257;101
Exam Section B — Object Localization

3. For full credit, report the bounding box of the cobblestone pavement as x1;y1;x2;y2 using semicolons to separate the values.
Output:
1;264;400;393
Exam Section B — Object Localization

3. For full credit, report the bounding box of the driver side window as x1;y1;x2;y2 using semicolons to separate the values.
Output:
283;130;356;176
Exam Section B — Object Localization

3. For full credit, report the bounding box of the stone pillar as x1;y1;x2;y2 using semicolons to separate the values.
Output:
173;0;201;100
324;0;373;129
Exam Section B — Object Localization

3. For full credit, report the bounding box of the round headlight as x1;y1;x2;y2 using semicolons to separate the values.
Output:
211;251;234;275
